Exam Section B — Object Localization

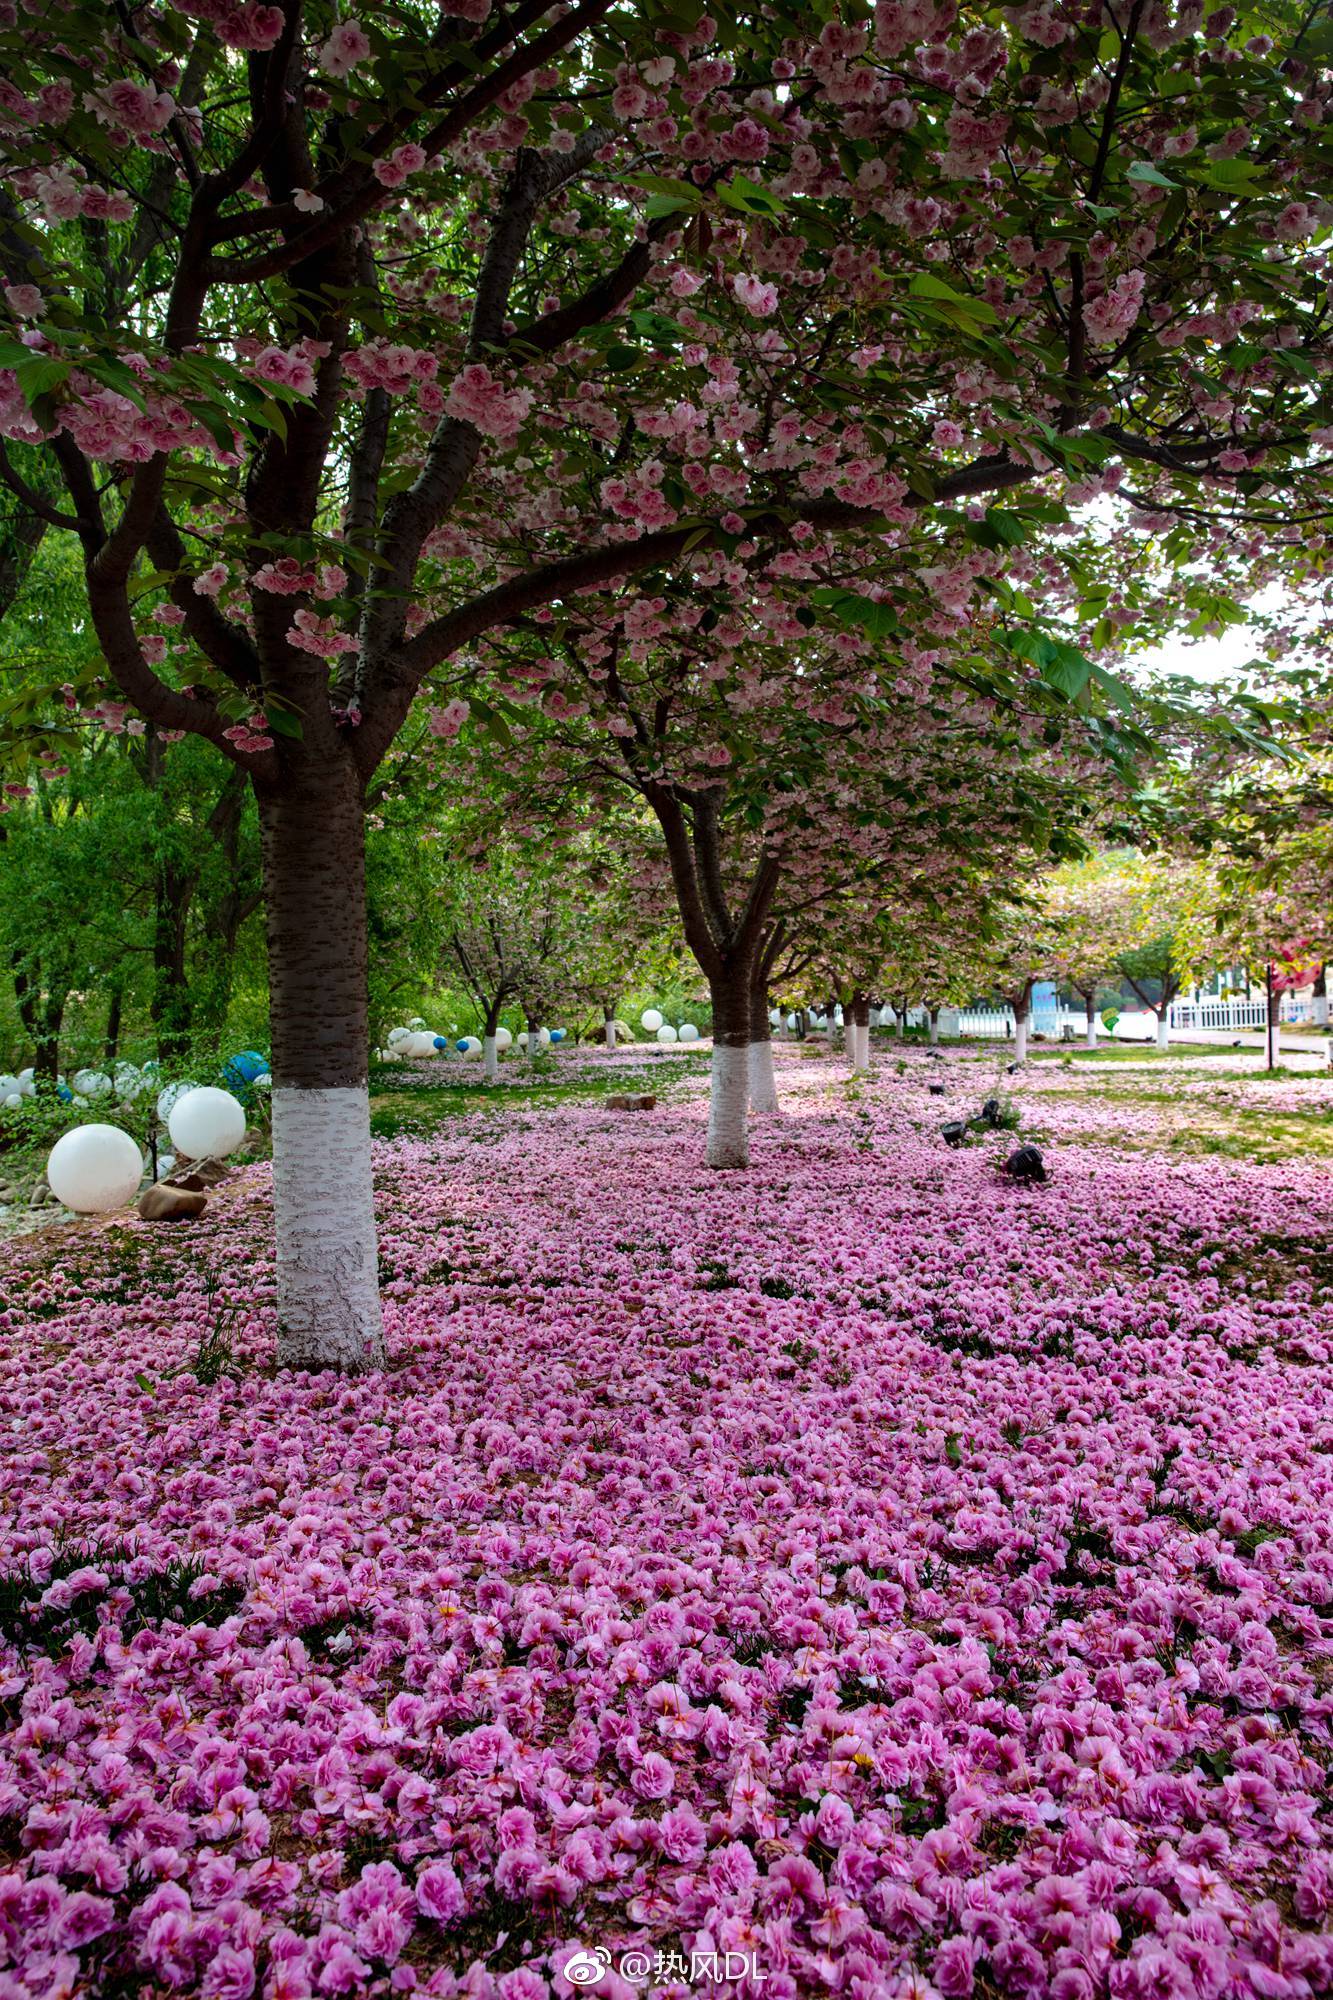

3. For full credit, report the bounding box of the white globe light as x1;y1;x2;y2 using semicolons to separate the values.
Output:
0;1073;18;1098
168;1086;247;1160
17;1068;34;1096
787;1013;799;1030
537;1027;552;1047
157;1153;176;1181
253;1072;271;1090
156;1082;196;1124
517;1031;529;1049
494;1027;513;1052
409;1016;425;1030
640;1008;664;1032
465;1038;484;1060
407;1032;437;1057
769;1009;781;1028
47;1124;144;1214
73;1068;112;1099
657;1023;679;1044
678;1023;699;1043
3;1092;20;1109
387;1027;411;1047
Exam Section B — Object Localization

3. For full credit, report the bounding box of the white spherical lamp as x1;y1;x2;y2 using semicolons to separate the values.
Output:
408;1016;425;1030
641;1008;664;1032
17;1068;34;1096
537;1027;552;1047
517;1031;529;1050
168;1086;246;1160
0;1073;18;1099
465;1038;484;1060
656;1023;679;1044
387;1027;411;1048
3;1091;20;1109
494;1027;513;1052
156;1082;196;1125
73;1069;112;1100
47;1124;144;1214
678;1023;699;1044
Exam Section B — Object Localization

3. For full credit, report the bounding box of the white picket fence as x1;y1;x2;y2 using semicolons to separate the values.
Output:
1169;996;1316;1030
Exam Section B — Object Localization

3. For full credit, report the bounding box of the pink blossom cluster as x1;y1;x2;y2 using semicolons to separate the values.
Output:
1;1049;1332;1997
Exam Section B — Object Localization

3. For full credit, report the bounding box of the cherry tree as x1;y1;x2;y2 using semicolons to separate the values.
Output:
1;2;1330;1364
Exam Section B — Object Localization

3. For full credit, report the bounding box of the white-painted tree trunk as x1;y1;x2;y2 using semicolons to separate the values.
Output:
851;1022;870;1071
1314;995;1328;1026
1156;1013;1170;1051
928;1009;940;1047
748;1038;780;1114
272;1087;384;1372
483;1034;499;1082
605;1016;617;1049
707;1043;750;1168
1086;1015;1098;1048
1014;1013;1029;1064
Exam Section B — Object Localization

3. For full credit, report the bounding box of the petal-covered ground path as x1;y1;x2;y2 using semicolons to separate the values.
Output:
2;1049;1332;1999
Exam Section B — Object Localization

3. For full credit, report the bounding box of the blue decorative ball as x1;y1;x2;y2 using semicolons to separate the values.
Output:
550;1029;566;1043
223;1050;269;1090
433;1036;448;1050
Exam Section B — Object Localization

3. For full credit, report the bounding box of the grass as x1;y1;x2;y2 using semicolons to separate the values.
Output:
367;1054;709;1139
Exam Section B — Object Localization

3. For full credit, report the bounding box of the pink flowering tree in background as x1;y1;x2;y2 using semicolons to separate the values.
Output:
451;585;1128;1158
0;2;1331;1363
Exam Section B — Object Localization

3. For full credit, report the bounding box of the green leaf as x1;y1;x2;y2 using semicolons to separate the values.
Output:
716;175;784;218
809;588;901;639
907;272;999;324
1126;161;1178;188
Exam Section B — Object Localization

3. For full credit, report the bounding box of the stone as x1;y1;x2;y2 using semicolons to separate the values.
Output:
941;1121;969;1148
138;1183;208;1222
28;1180;49;1208
1001;1143;1047;1184
606;1093;657;1111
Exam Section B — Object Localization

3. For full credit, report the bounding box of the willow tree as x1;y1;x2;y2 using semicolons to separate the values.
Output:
0;0;1329;1363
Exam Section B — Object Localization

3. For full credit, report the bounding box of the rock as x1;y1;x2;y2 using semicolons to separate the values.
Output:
138;1183;208;1222
1001;1143;1046;1184
28;1180;49;1208
941;1121;969;1148
606;1093;657;1111
168;1153;229;1186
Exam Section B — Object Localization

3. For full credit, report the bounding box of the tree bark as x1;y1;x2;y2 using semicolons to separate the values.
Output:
850;992;871;1072
258;751;383;1373
748;971;779;1115
104;978;124;1066
1084;988;1098;1048
708;961;751;1167
1313;966;1328;1027
604;1007;617;1050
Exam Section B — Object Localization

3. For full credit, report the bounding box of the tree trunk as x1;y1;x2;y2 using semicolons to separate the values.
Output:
748;974;779;1115
604;1008;617;1050
1313;966;1328;1027
258;753;383;1373
1156;1010;1170;1051
1085;989;1097;1048
1014;1008;1029;1064
708;962;750;1168
850;993;870;1072
483;999;502;1083
151;856;197;1063
928;1005;940;1047
12;953;64;1085
104;978;124;1066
